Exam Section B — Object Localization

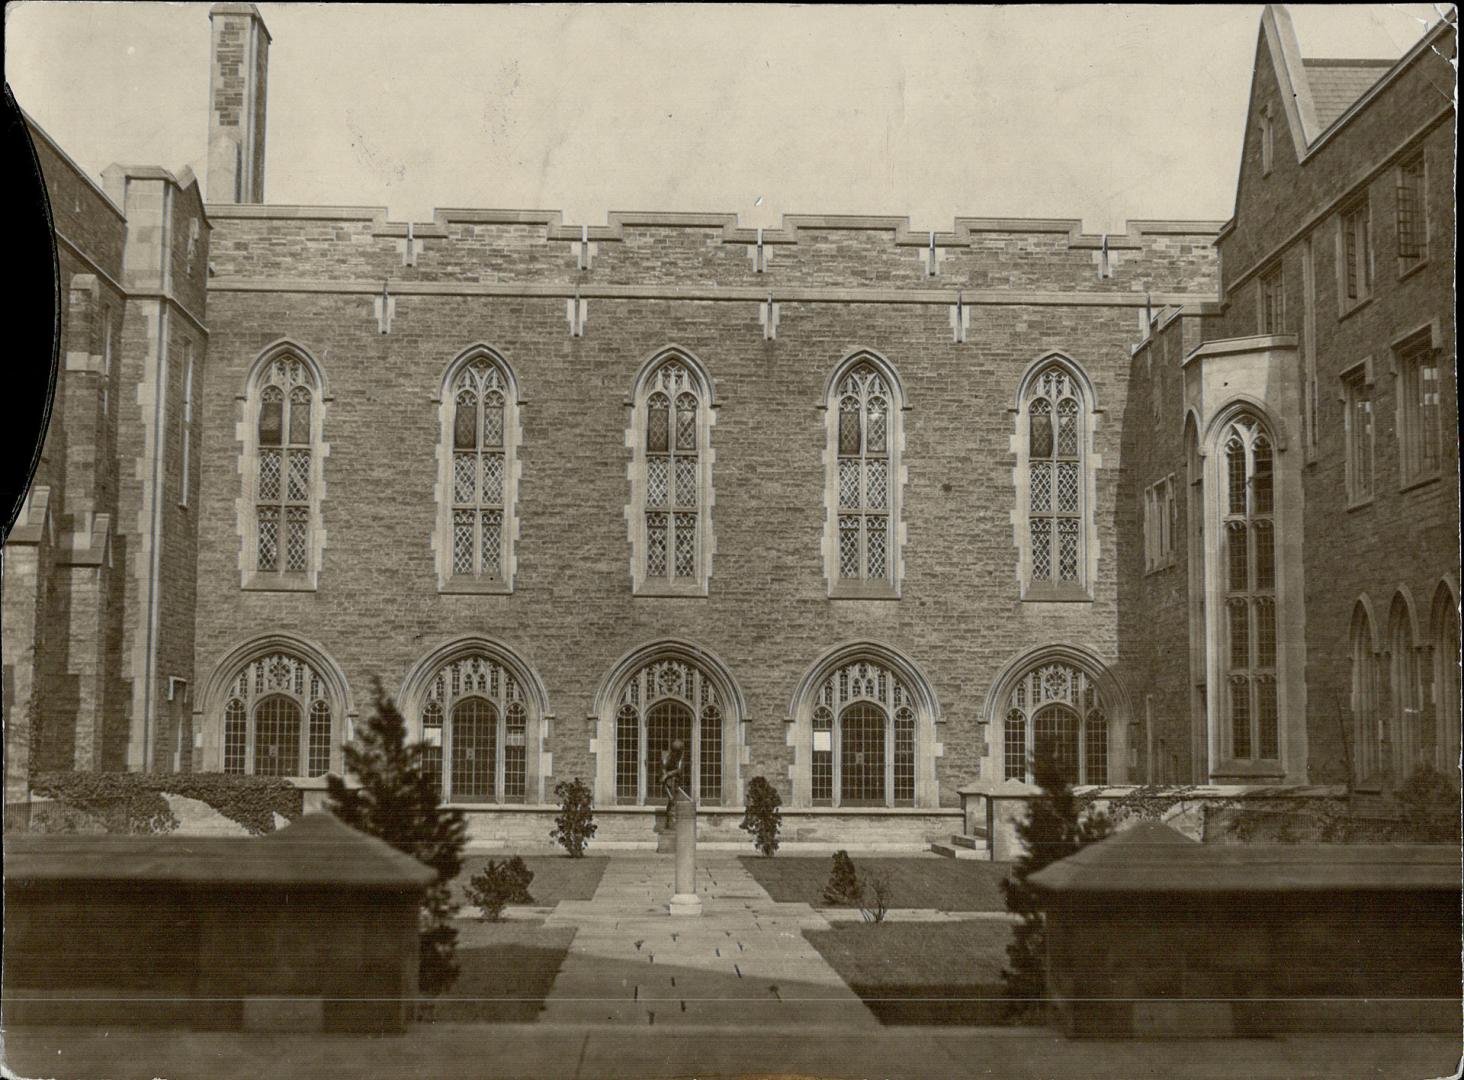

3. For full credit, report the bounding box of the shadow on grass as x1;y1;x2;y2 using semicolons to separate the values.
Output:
422;920;577;1023
740;855;1009;912
449;855;609;908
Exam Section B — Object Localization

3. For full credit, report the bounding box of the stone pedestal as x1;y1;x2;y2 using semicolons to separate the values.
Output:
667;791;701;916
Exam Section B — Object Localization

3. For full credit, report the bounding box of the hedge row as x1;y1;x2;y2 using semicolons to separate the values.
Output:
30;772;304;836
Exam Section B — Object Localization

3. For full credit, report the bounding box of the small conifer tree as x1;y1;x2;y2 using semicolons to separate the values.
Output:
822;850;862;906
327;678;468;998
551;777;597;857
739;776;783;856
1000;745;1111;1021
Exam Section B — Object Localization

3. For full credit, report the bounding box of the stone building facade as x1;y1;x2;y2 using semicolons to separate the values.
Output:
6;4;1457;845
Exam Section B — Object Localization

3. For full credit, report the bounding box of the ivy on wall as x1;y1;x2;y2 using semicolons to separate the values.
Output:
29;772;304;836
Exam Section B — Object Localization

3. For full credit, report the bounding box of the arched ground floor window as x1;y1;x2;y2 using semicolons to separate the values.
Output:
614;659;726;806
791;645;940;808
219;651;337;778
996;655;1116;786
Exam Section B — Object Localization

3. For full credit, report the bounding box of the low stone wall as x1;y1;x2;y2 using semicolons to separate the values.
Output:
3;814;431;1032
452;804;963;852
1030;825;1462;1036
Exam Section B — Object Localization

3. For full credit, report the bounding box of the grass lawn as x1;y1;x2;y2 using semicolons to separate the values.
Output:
423;918;576;1023
449;854;608;908
739;855;1009;911
804;921;1015;1026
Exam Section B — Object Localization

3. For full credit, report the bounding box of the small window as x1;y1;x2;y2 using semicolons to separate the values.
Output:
1338;198;1372;310
1396;333;1442;485
1144;475;1177;573
1395;152;1427;269
180;342;195;508
1341;365;1374;503
1260;106;1274;176
1258;263;1285;335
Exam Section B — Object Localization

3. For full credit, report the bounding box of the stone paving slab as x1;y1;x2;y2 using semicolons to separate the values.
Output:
539;854;880;1027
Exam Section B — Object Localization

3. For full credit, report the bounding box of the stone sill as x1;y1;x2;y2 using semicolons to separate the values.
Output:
633;583;709;599
1398;472;1442;495
438;578;512;596
241;572;316;593
827;582;901;601
1397;256;1428;282
1337;294;1373;323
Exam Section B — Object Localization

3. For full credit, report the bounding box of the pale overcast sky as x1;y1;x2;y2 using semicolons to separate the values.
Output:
4;3;1449;232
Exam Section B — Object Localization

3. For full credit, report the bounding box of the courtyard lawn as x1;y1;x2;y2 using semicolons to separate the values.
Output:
804;921;1015;1026
424;919;576;1023
739;855;1009;911
450;854;608;909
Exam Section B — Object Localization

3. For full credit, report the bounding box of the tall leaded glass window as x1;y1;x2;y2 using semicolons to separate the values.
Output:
1022;364;1089;595
612;658;725;805
439;349;519;591
219;651;334;777
1220;416;1279;761
1388;597;1424;776
1350;604;1381;784
1397;334;1442;486
1430;588;1461;776
835;364;893;585
252;355;318;576
1002;662;1108;785
807;659;919;807
451;359;507;580
418;653;530;804
635;357;711;593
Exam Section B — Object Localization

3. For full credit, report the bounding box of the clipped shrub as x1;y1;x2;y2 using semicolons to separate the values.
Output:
29;771;302;836
1396;765;1462;843
465;856;536;921
822;850;863;906
551;777;597;857
739;775;782;856
327;679;468;998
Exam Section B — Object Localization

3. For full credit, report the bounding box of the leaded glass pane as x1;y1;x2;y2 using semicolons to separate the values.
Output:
480;511;502;577
647;394;670;452
1033;705;1078;785
675;458;697;507
504;701;527;801
699;705;722;805
867;460;888;510
450;698;495;801
1255;599;1276;668
258;450;281;501
254;696;301;778
647;457;669;508
1030;462;1051;512
867;398;887;453
839;516;861;578
1229;598;1249;670
1257;678;1278;758
454;390;477;450
675;393;697;451
1226;437;1247;514
1253;521;1274;590
673;513;696;577
840;703;886;804
1418;358;1440;472
482;390;504;448
288;387;311;445
1056;461;1079;513
616;704;640;803
839;397;862;454
1056;399;1079;456
812;705;834;803
258;509;279;571
453;454;476;503
259;388;284;445
1057;519;1079;580
287;451;310;502
839;460;860;509
224;700;246;774
482;454;504;504
646;513;668;576
285;508;308;571
1231;676;1252;758
1030;399;1053;458
1085;711;1108;785
308;701;332;777
1004;711;1026;781
893;706;915;804
1227;521;1248;592
1031;519;1052;580
1252;437;1273;514
453;510;474;574
867;520;887;580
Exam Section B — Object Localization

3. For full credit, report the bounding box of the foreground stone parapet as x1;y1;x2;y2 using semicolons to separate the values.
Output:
3;812;434;1032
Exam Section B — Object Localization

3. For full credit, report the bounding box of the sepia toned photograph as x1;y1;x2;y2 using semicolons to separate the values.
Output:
2;4;1459;1078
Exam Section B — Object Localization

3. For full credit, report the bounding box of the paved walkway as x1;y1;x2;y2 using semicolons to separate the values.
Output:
540;853;879;1027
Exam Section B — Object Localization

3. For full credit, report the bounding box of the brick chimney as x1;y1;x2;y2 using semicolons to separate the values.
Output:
207;3;270;203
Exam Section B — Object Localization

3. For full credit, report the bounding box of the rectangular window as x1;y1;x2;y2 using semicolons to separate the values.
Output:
1397;335;1442;484
1143;475;1176;572
1258;264;1285;334
1339;198;1372;309
1395;152;1426;267
1260;106;1274;176
1342;366;1374;502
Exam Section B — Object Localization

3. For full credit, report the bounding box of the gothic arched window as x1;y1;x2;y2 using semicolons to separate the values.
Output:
631;354;713;594
1388;595;1424;776
418;652;533;803
1220;416;1279;761
220;651;335;778
438;349;520;592
248;352;323;584
612;658;727;806
1429;585;1461;775
1001;661;1109;785
826;354;904;597
1349;603;1381;784
806;659;919;807
1018;361;1093;598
